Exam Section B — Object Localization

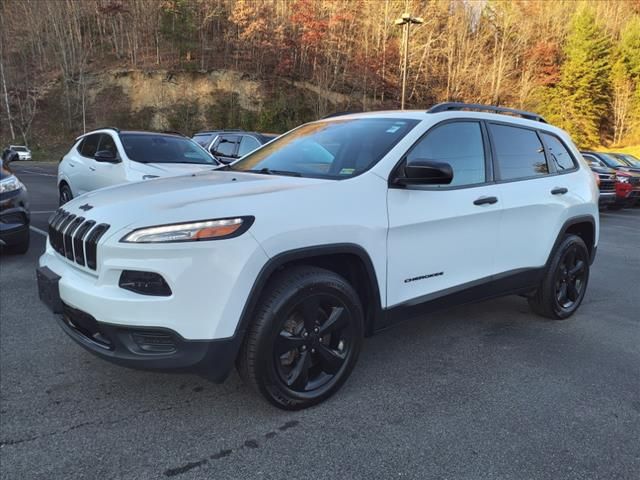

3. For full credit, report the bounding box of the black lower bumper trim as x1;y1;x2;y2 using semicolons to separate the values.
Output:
57;304;239;382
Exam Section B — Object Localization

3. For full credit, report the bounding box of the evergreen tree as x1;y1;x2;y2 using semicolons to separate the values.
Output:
541;8;611;147
617;16;640;142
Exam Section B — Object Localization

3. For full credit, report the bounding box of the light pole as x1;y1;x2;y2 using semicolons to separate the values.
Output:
395;13;423;110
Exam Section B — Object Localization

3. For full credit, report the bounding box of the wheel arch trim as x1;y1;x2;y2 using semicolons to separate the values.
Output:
548;215;597;266
234;243;384;341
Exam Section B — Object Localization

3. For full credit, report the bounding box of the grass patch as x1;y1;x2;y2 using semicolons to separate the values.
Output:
600;145;640;158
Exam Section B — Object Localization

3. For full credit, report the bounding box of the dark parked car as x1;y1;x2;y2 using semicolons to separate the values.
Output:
583;153;640;209
610;152;640;168
581;150;640;174
0;159;30;254
192;130;278;164
588;162;617;208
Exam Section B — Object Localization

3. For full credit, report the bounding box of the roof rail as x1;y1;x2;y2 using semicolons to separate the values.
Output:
322;111;361;119
427;103;546;123
92;126;121;133
194;129;244;134
161;130;186;137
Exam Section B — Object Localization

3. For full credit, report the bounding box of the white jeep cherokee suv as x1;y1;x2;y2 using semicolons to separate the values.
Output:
37;103;599;409
57;129;220;205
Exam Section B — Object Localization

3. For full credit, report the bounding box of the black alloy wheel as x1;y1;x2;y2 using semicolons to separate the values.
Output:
554;244;588;310
274;293;355;394
238;266;364;410
528;234;590;319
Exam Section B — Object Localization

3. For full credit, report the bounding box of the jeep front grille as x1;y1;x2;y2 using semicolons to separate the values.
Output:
48;209;110;270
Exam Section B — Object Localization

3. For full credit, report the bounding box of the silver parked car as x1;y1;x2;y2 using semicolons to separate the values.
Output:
9;145;32;161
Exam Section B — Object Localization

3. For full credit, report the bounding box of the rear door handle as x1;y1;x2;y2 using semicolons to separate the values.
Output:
551;187;568;195
473;196;498;206
89;166;96;171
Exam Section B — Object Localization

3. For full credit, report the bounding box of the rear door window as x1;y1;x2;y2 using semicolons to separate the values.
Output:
78;134;100;158
541;133;575;171
212;135;239;158
489;124;549;180
237;136;261;157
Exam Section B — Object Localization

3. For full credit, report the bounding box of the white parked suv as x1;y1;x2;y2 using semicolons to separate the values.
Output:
37;104;599;409
57;129;220;205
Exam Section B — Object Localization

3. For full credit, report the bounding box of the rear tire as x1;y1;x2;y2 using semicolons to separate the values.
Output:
528;234;590;320
59;183;73;205
237;265;364;410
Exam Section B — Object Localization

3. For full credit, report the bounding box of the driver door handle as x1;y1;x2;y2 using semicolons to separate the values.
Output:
89;166;96;171
551;187;568;195
473;196;498;206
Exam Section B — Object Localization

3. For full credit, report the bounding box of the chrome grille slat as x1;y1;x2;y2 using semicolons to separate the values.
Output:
73;220;95;266
48;210;110;271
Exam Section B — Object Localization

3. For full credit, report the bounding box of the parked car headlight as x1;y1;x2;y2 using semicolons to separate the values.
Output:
616;176;630;183
0;175;25;194
121;217;253;243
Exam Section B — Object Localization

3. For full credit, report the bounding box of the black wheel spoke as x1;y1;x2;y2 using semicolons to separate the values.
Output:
316;344;346;374
557;283;568;304
299;296;320;332
287;351;311;389
275;331;306;355
569;260;585;277
567;282;579;301
565;247;576;268
319;306;346;335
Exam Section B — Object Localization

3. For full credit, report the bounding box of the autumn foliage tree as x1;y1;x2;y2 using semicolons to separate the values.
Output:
0;0;639;148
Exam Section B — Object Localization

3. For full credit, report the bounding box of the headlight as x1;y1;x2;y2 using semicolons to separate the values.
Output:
0;175;25;194
617;175;630;183
121;217;253;243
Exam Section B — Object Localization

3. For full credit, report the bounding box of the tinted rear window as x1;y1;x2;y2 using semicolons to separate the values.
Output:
489;124;549;180
541;133;576;171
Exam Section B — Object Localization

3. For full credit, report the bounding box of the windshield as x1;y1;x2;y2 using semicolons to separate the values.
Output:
11;146;27;152
229;118;419;179
598;153;629;167
121;134;218;165
619;154;640;167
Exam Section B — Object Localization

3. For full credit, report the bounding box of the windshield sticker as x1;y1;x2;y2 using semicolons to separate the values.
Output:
386;126;401;133
339;168;355;175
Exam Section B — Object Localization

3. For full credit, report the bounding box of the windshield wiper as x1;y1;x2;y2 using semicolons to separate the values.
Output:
247;168;302;177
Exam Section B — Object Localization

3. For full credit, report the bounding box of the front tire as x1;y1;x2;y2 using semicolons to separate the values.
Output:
59;183;73;205
237;266;364;410
528;234;590;320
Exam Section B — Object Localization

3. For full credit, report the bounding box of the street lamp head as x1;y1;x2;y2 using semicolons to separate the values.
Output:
395;14;424;26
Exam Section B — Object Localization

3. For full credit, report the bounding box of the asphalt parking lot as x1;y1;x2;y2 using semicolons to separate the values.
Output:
1;162;639;480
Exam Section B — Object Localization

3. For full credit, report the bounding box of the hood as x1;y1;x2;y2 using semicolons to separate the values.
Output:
590;165;616;175
61;170;328;232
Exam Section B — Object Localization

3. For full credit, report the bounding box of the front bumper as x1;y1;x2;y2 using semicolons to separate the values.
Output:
598;191;616;207
37;265;242;381
0;189;30;246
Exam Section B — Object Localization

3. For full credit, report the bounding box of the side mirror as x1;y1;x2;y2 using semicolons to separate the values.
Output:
94;150;119;163
395;159;454;186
